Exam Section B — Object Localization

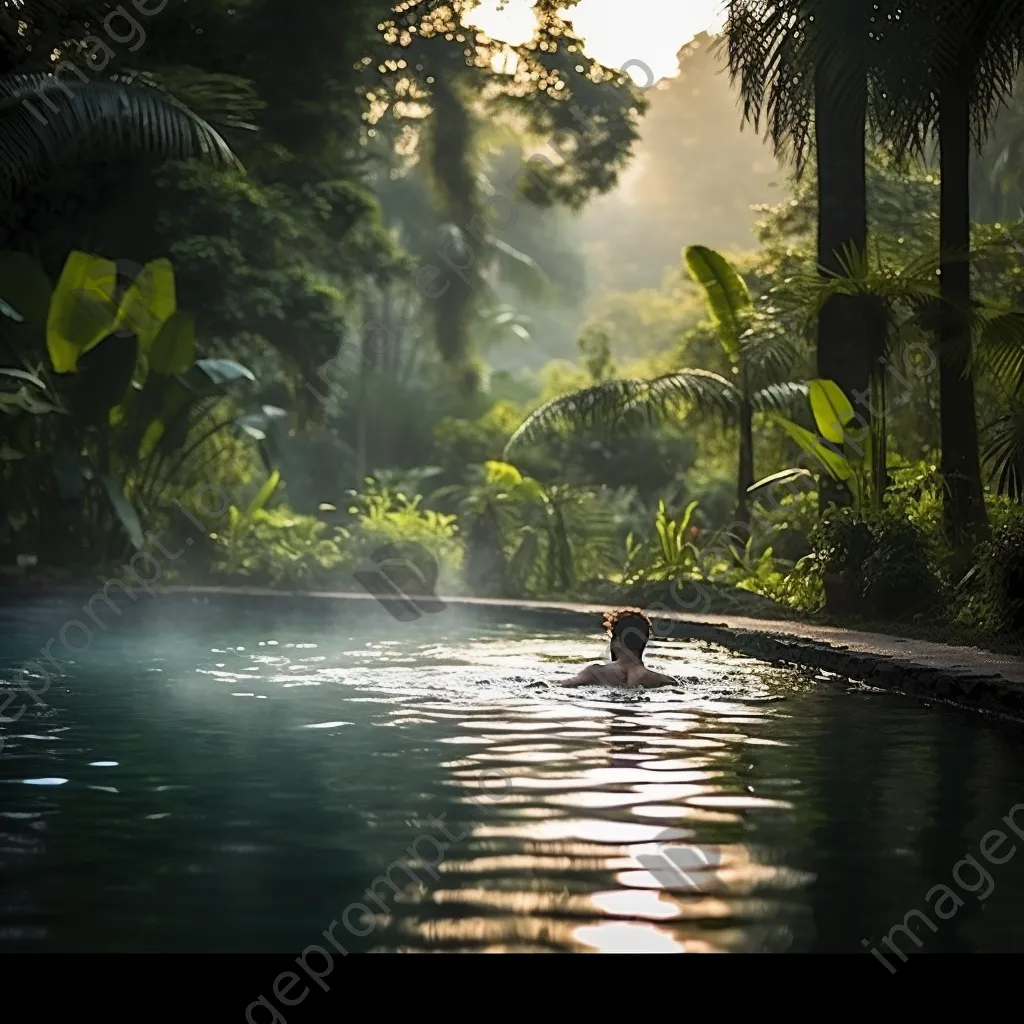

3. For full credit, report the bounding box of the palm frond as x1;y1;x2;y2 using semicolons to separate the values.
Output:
0;72;241;201
504;369;741;457
504;378;654;456
642;369;742;419
752;381;810;417
876;0;1024;156
973;305;1024;392
724;0;890;172
723;0;816;170
981;397;1024;501
738;322;805;385
728;0;1024;167
125;67;264;133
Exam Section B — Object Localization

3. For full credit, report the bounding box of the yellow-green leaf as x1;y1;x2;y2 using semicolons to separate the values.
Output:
683;245;751;360
118;257;176;350
147;311;195;375
809;378;856;444
773;415;852;481
484;460;524;488
46;252;120;373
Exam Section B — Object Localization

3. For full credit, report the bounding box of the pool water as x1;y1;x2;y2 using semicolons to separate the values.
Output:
3;594;1024;956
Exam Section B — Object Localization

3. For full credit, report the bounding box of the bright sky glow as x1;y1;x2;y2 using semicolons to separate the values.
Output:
468;0;726;84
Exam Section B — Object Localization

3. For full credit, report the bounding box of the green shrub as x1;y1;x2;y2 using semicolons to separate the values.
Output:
624;499;703;584
211;505;348;588
771;554;825;612
860;514;945;621
788;506;945;621
882;459;949;570
346;481;463;591
969;516;1024;634
809;506;874;580
432;401;522;474
884;460;945;533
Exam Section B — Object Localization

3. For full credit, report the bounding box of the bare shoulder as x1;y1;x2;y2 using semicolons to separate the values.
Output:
561;663;622;687
560;664;601;687
636;667;679;689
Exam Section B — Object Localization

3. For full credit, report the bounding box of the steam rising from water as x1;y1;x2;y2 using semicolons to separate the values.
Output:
5;598;1022;954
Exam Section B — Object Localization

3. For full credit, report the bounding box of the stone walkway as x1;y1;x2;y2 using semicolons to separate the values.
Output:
663;611;1024;683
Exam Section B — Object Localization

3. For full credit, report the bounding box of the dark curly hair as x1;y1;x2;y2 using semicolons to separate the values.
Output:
602;607;651;659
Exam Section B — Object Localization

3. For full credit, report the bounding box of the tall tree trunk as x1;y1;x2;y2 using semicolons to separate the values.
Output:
814;60;871;509
736;392;754;528
938;67;988;562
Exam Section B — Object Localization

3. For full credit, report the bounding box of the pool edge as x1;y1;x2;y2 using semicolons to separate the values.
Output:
4;584;1024;721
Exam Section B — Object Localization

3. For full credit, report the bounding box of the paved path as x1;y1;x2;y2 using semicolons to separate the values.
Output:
663;612;1024;686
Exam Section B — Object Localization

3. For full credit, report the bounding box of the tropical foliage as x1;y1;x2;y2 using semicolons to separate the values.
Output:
4;0;1024;645
504;246;808;525
0;250;272;564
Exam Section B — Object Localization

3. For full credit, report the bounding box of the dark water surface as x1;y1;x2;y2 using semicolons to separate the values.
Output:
3;594;1024;957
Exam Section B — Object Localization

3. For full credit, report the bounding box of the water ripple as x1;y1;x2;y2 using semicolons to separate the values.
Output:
3;608;1024;953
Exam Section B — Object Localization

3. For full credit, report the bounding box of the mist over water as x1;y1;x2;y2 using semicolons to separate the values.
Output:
2;595;1024;954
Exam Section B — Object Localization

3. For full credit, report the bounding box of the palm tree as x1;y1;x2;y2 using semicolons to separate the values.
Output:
504;246;807;528
878;0;1024;557
724;2;896;417
1;72;239;204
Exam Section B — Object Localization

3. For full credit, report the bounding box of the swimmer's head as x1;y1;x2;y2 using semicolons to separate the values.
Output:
603;607;651;661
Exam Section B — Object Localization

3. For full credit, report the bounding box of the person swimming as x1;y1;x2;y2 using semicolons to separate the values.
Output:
561;607;678;689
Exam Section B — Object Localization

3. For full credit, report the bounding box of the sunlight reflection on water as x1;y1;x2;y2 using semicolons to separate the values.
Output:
4;605;1022;954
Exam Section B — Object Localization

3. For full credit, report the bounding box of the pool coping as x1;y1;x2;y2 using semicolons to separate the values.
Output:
5;585;1024;720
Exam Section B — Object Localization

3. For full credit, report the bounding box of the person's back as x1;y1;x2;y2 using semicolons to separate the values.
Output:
561;608;677;689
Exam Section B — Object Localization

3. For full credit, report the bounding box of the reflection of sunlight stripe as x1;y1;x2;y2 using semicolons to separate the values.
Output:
470;819;690;843
573;921;686;953
590;890;735;922
589;889;681;920
541;790;696;809
617;863;815;893
465;767;722;788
